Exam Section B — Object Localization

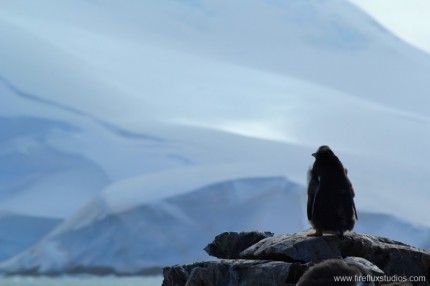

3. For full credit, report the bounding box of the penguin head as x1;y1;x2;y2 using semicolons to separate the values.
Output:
312;145;345;172
312;145;334;159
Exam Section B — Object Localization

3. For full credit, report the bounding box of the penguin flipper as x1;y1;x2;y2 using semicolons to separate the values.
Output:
307;192;314;221
307;167;319;221
352;200;358;220
346;178;358;220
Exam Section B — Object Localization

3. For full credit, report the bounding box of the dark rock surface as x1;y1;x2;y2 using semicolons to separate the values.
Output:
204;231;273;259
162;259;309;286
241;231;430;279
163;231;430;286
296;258;374;286
344;256;385;277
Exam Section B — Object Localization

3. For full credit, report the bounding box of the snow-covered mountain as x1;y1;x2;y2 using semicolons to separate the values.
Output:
1;77;173;218
0;177;305;274
0;0;430;274
0;212;61;262
1;176;428;275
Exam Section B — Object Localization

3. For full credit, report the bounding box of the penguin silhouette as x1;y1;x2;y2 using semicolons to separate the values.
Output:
307;145;357;237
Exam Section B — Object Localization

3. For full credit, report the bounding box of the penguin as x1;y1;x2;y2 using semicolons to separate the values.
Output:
307;145;357;237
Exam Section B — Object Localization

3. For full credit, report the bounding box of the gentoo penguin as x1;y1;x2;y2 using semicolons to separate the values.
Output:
307;145;357;237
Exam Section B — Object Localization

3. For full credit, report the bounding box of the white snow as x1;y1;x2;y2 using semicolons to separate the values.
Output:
0;177;307;273
347;0;430;53
0;213;61;262
2;176;429;274
0;0;429;274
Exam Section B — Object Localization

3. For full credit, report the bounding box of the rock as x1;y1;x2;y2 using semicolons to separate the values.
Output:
204;231;274;259
241;231;342;263
162;259;309;286
163;231;430;286
296;257;384;286
296;259;375;286
240;231;430;279
344;256;384;277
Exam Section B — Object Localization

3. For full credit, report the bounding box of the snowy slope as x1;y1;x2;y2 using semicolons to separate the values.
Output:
0;80;108;218
0;212;61;262
0;177;305;274
1;79;169;218
1;0;430;119
1;0;430;166
0;0;430;275
1;73;313;217
1;176;429;275
4;56;430;222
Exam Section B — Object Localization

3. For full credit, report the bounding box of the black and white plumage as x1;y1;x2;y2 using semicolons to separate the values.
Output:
307;145;357;237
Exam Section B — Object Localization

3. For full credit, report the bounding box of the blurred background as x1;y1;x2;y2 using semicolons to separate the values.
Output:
0;0;430;283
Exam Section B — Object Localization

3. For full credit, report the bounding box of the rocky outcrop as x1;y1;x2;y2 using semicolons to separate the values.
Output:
203;231;274;259
163;260;309;286
241;231;430;279
162;231;430;286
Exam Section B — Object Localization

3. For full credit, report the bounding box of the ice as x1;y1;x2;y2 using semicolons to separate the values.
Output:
0;0;429;274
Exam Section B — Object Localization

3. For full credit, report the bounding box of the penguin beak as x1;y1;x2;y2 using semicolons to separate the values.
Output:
312;153;316;157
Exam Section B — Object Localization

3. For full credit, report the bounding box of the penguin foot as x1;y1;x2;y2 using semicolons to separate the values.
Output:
307;230;323;237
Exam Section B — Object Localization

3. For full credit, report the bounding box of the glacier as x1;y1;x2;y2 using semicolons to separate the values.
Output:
0;0;429;274
0;213;61;262
1;176;428;275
